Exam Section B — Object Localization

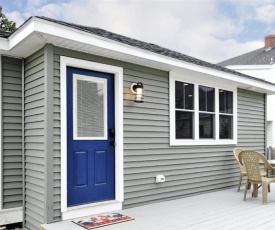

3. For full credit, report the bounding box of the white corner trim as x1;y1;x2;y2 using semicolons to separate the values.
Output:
169;71;237;146
0;207;23;225
60;56;124;220
0;55;2;210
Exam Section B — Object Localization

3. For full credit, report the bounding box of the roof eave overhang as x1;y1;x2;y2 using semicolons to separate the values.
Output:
2;17;275;95
0;37;9;51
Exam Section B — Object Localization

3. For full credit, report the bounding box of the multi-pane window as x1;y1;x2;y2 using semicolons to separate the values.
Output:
171;77;236;145
175;81;194;139
199;86;215;139
219;89;233;139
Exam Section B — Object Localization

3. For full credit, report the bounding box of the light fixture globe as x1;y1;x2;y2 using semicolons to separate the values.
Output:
130;82;144;103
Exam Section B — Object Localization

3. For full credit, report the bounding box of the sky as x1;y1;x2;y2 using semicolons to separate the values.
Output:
1;0;275;63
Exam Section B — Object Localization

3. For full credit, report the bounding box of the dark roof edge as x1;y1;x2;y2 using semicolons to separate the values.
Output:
0;16;34;39
0;31;12;38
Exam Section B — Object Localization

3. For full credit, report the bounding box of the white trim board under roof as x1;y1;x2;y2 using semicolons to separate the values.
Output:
1;16;275;94
226;64;275;70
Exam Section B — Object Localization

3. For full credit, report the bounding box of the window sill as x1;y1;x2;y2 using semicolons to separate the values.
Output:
170;139;237;146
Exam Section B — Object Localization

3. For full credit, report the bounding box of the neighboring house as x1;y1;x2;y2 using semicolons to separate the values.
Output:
219;35;275;147
0;17;275;230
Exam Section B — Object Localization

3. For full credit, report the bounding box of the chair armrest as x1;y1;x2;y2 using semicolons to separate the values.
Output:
265;161;275;171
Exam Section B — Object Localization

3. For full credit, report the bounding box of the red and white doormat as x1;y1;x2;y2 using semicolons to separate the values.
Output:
73;213;134;229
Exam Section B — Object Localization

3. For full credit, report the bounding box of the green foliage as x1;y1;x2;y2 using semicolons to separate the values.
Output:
0;6;16;32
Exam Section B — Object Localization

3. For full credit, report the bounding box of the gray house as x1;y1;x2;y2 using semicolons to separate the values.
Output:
1;16;275;230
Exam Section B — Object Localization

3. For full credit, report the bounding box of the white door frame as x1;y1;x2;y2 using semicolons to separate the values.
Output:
60;56;124;220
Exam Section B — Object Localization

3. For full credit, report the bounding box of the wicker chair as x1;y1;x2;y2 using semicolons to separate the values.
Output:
238;150;275;205
233;148;266;191
233;148;246;191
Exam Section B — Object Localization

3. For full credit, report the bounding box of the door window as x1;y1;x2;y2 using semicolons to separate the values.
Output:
73;74;107;140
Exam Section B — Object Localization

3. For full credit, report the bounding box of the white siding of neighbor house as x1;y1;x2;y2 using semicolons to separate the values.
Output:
267;121;273;147
1;56;23;209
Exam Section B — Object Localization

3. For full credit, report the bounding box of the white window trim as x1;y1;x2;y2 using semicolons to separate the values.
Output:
60;56;124;220
73;74;107;140
169;71;237;146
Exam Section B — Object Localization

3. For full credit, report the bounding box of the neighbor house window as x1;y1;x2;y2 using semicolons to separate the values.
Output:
170;73;237;145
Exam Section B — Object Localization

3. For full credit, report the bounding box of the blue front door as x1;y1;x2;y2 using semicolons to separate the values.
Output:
67;67;115;206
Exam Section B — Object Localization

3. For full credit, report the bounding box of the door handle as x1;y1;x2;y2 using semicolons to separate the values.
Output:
110;129;115;146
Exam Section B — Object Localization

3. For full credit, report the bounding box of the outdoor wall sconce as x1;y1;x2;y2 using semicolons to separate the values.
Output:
130;82;144;103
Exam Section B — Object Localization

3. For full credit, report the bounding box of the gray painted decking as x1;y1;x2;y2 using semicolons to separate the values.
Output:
41;184;275;230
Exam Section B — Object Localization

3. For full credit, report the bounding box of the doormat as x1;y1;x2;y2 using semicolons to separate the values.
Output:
72;213;134;229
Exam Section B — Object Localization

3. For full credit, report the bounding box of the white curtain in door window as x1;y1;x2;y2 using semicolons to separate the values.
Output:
74;76;107;139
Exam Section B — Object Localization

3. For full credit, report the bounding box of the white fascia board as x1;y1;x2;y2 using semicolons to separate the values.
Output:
6;17;275;94
31;19;275;93
227;64;275;70
8;19;35;50
0;38;8;50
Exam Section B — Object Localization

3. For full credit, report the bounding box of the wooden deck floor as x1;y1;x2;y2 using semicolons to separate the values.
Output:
41;184;275;230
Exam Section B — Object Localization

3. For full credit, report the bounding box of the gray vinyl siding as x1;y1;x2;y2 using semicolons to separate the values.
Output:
123;86;265;208
24;49;45;230
52;53;61;222
50;47;265;218
237;89;265;150
51;47;168;222
1;56;23;209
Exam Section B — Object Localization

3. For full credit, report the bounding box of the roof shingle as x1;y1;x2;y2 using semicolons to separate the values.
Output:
35;16;268;83
1;16;274;85
218;46;275;67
